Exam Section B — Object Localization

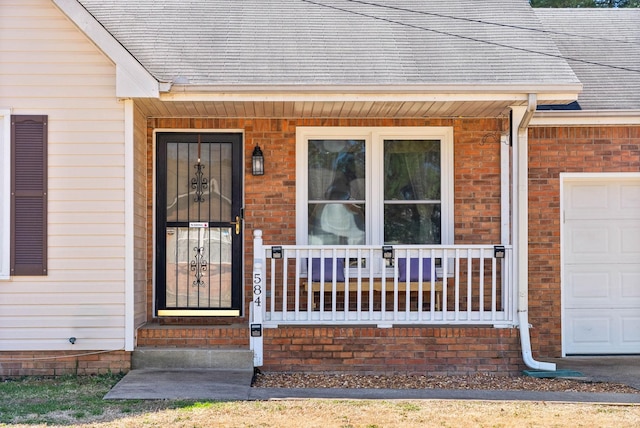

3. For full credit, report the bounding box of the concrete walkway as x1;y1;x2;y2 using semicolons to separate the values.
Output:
549;356;640;390
105;357;640;403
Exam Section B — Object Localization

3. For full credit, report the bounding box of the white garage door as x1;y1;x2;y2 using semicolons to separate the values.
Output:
563;176;640;355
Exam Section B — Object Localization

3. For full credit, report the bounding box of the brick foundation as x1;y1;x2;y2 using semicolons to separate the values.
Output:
136;324;249;348
0;350;131;378
262;326;524;376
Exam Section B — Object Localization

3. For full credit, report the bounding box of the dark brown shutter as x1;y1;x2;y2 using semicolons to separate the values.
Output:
11;115;48;276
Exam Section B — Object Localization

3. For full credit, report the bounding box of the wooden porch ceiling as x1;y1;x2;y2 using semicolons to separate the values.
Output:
135;98;527;119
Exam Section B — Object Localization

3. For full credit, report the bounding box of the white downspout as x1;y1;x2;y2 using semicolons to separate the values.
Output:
513;94;556;371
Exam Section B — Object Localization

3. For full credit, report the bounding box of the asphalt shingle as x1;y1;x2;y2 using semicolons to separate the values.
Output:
78;0;580;87
535;8;640;110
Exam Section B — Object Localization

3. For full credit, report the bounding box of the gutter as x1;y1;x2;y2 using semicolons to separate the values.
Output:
164;83;583;96
514;94;556;371
160;85;582;107
530;109;640;127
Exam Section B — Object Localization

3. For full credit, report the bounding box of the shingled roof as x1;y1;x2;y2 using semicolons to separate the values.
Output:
77;0;580;89
535;8;640;111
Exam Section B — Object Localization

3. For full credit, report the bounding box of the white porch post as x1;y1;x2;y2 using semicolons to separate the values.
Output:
250;229;264;367
500;132;510;246
512;97;556;371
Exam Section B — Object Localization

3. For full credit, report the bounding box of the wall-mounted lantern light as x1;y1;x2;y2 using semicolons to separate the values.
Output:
271;246;283;259
252;145;264;175
382;245;394;259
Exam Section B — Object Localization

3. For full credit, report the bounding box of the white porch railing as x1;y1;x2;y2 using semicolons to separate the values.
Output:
251;230;515;328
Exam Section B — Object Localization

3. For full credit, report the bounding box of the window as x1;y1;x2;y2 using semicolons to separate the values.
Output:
296;127;454;246
10;115;48;276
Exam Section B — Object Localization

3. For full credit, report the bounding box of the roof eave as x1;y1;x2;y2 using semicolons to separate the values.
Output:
531;109;640;126
52;0;160;98
161;83;582;104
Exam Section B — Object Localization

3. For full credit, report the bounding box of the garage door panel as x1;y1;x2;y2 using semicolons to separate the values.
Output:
566;184;609;216
566;311;611;345
620;184;640;210
622;315;640;344
565;309;640;354
621;226;640;254
565;221;640;264
621;272;640;299
566;181;640;220
565;269;610;303
566;266;640;309
564;177;640;355
568;225;610;258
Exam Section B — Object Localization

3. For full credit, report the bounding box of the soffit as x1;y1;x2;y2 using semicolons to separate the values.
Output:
136;98;539;118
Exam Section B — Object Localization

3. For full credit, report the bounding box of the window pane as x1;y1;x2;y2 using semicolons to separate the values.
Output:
384;140;440;201
309;202;365;245
384;204;441;244
308;139;366;201
384;139;441;244
165;226;232;308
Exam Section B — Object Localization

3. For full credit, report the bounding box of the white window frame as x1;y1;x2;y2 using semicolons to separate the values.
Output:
296;126;454;246
0;109;11;279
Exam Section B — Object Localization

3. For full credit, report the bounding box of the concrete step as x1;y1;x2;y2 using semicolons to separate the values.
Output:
132;348;254;370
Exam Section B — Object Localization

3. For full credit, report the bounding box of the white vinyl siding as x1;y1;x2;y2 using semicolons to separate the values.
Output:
0;0;126;350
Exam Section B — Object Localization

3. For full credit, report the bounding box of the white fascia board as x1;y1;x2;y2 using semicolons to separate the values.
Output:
161;88;580;104
165;83;582;95
52;0;160;98
0;109;11;280
123;100;135;351
531;110;640;126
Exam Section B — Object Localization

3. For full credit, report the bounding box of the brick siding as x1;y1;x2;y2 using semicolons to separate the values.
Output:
0;351;131;378
528;126;640;358
140;119;639;375
262;326;523;375
146;117;507;324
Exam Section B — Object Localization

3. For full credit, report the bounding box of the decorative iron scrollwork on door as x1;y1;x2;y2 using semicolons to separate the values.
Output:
191;134;208;203
190;246;208;287
191;162;208;202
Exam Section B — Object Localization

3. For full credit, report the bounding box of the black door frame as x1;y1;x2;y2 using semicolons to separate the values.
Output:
155;132;243;316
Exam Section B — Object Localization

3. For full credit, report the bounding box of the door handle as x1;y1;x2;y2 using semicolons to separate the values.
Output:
231;215;241;235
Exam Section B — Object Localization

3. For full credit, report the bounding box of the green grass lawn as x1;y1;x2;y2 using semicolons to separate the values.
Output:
1;374;639;427
0;373;194;425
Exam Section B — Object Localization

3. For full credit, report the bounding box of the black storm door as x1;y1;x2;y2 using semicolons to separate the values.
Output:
156;133;243;316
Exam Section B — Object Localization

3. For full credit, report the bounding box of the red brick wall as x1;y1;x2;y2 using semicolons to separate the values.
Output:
262;326;523;375
146;117;507;322
142;117;528;375
0;351;131;378
528;126;640;358
136;325;249;348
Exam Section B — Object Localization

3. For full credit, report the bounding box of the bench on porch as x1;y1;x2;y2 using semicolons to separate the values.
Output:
301;257;443;310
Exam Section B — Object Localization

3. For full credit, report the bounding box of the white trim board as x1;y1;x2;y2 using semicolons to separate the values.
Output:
0;109;11;279
52;0;160;98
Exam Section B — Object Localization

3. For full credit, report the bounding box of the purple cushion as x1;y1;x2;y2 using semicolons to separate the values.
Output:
397;258;432;282
311;258;345;282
